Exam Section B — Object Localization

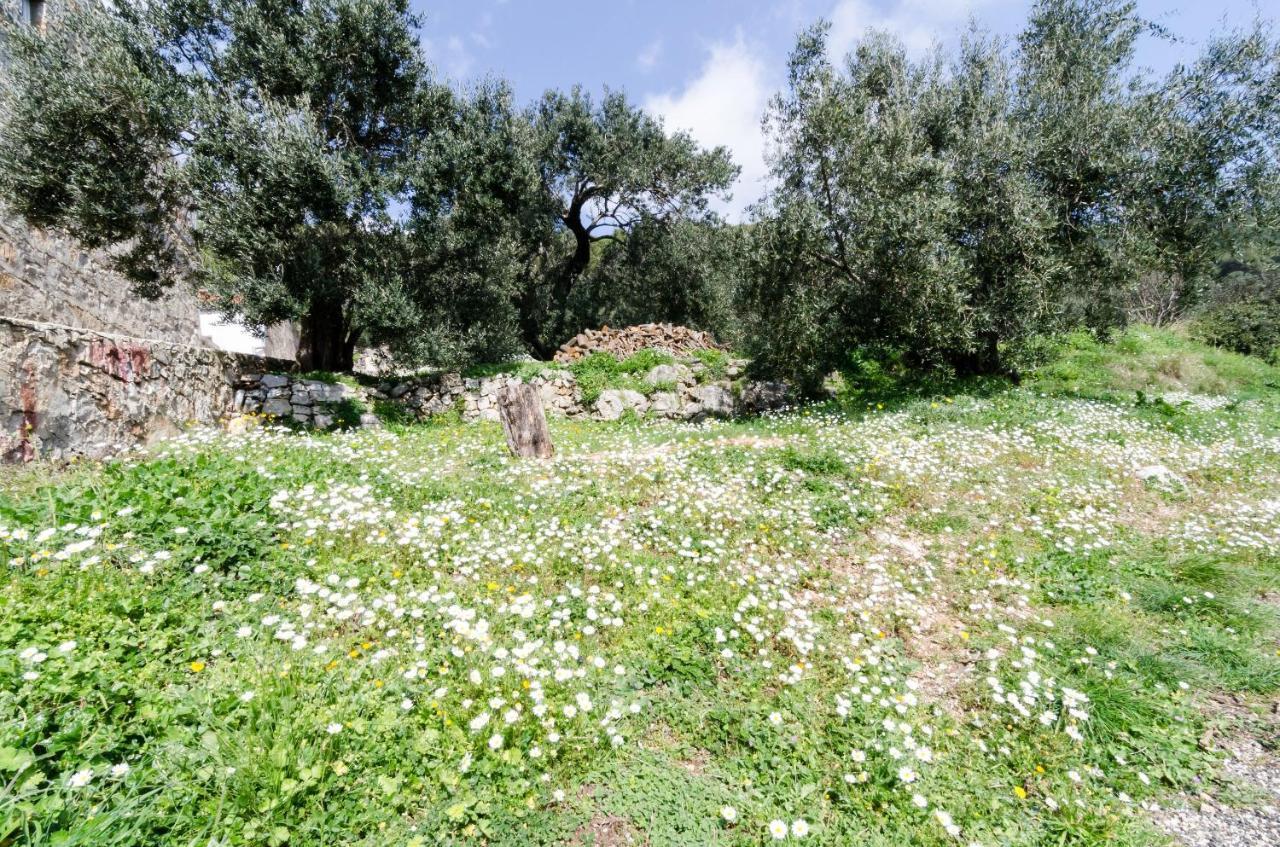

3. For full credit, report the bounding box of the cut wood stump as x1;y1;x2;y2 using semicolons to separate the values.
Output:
497;383;554;459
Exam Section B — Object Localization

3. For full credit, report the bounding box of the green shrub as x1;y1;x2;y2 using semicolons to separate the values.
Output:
323;398;367;430
616;349;675;374
691;348;728;380
462;361;567;381
570;350;674;404
569;353;623;405
1193;300;1280;362
372;399;418;427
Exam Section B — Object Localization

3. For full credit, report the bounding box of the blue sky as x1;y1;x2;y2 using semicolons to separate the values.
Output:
411;0;1271;216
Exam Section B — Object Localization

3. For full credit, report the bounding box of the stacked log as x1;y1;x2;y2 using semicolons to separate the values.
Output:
553;323;725;363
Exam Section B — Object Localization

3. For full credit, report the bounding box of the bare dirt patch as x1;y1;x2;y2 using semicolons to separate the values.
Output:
1152;694;1280;847
570;813;647;847
713;435;790;450
901;601;980;718
677;747;712;777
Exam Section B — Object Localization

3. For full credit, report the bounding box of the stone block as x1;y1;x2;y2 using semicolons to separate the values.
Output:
647;391;682;418
645;364;693;386
595;389;647;421
688;384;734;418
740;381;792;413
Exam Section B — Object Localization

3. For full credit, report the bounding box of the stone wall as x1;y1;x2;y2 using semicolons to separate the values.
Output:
1;317;288;462
0;213;208;347
2;315;791;462
235;362;792;426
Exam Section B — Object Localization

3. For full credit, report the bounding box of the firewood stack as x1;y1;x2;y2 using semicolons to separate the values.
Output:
553;323;725;363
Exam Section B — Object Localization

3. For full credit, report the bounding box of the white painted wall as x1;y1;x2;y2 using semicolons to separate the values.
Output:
198;312;265;355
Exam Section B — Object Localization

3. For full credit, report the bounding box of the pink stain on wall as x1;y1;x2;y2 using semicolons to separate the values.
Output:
89;340;151;383
8;358;38;462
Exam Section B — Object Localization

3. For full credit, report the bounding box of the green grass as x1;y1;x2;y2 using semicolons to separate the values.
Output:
692;348;731;381
461;361;569;381
293;371;374;388
1029;325;1280;400
1;329;1279;845
569;350;678;404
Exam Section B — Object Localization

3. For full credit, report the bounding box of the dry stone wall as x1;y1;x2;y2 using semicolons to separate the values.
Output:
235;364;792;426
0;317;287;462
2;316;792;462
0;212;207;347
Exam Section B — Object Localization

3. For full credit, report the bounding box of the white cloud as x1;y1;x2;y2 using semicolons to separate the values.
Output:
424;35;474;80
637;39;664;72
644;37;773;220
643;1;1016;218
827;0;996;58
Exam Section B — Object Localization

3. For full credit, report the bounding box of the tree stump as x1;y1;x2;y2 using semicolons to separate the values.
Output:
497;383;554;459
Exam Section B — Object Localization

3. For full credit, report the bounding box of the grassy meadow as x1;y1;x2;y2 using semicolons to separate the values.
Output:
2;327;1279;846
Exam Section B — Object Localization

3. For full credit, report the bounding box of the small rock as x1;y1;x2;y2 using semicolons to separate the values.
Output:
1136;464;1181;483
645;364;692;386
740;381;792;413
262;397;292;417
224;415;258;435
688;384;734;418
647;391;682;418
595;389;647;421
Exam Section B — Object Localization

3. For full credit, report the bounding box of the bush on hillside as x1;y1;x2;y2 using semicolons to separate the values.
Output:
1194;300;1280;362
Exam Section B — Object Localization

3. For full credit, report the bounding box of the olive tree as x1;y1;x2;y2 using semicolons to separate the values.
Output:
0;0;468;371
517;87;739;355
744;1;1280;389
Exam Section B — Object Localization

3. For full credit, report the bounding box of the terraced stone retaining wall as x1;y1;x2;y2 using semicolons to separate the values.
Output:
1;317;290;462
2;317;793;462
235;364;793;426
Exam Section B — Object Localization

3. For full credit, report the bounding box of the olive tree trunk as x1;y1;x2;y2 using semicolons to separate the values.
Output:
497;384;554;459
